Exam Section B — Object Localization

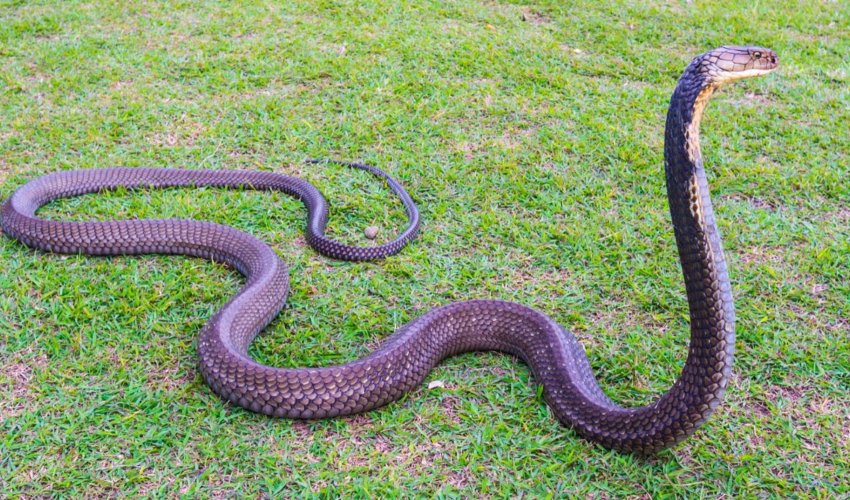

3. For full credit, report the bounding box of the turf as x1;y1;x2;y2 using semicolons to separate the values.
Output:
1;0;848;496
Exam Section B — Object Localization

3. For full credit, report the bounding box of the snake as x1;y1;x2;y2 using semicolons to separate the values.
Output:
1;46;778;454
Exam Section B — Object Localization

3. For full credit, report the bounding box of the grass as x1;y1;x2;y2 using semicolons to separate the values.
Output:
1;0;848;496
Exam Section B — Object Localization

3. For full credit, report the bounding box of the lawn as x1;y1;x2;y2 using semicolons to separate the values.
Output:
1;0;848;496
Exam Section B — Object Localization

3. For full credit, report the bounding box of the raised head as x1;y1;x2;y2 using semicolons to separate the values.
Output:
691;46;779;86
668;46;779;161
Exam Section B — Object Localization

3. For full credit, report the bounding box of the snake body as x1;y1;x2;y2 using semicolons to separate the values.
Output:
1;47;777;453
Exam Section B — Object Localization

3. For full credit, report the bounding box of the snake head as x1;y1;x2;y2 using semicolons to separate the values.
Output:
694;46;779;86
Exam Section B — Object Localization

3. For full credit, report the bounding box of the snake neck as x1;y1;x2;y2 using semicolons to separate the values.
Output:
651;66;736;429
664;62;720;181
664;66;727;302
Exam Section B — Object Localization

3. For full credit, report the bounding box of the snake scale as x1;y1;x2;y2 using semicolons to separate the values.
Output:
1;46;778;453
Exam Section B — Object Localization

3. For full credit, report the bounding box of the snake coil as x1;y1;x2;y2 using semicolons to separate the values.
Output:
1;46;778;453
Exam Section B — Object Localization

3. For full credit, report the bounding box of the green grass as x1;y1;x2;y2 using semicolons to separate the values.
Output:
1;0;848;496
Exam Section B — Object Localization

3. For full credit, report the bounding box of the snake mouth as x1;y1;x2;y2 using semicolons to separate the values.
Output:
727;66;777;80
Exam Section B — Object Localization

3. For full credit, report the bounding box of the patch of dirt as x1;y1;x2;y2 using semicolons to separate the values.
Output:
147;120;207;148
291;421;313;440
727;92;773;107
440;395;462;425
372;434;393;454
144;365;195;392
0;353;48;420
750;400;771;417
748;431;765;448
495;126;538;150
827;317;849;333
0;158;10;185
507;266;574;297
738;245;784;265
823;206;850;224
345;414;373;433
453;140;482;160
110;80;134;91
774;385;804;404
226;83;299;101
725;193;779;211
520;8;551;25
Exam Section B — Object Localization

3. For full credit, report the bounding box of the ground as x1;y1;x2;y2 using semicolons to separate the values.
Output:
0;0;848;496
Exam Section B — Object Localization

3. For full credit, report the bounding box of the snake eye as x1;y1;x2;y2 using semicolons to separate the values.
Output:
753;51;762;59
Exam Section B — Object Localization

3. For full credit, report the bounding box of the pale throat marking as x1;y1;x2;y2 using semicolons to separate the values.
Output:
685;84;718;225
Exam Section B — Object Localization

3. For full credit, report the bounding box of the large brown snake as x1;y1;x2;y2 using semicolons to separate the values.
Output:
1;46;778;453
